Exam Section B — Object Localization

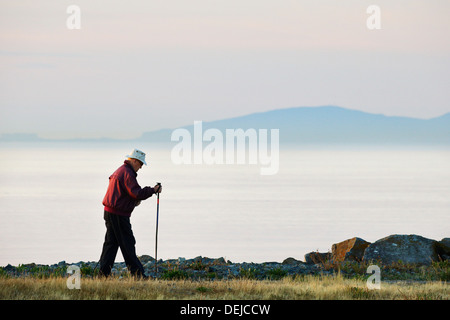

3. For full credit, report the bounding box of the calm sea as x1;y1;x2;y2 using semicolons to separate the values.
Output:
0;142;449;266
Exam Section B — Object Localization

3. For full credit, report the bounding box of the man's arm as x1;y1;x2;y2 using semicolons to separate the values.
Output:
123;172;155;200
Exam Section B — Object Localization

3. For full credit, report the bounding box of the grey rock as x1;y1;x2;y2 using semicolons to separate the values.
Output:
363;234;439;265
138;255;154;263
4;264;15;272
213;257;226;264
282;257;303;265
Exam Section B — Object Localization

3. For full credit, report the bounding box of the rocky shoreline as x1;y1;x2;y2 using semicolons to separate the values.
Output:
1;234;449;281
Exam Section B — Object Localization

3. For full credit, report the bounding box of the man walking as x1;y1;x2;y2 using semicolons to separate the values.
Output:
99;149;161;278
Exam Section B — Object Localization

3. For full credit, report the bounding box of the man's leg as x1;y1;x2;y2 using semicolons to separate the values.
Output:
99;211;119;277
109;213;146;278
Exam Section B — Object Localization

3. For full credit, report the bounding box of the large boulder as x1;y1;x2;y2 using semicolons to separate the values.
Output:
363;234;439;265
331;237;371;262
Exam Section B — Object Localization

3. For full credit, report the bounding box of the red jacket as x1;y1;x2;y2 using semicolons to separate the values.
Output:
102;160;155;217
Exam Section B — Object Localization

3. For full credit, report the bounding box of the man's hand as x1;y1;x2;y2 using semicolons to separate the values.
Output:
154;184;162;193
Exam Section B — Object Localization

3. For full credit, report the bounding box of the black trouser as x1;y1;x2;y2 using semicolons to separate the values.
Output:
99;211;146;277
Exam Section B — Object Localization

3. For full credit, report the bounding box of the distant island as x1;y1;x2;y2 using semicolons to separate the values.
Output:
2;106;449;145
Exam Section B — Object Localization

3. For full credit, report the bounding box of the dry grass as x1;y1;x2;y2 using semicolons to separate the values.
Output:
0;274;448;300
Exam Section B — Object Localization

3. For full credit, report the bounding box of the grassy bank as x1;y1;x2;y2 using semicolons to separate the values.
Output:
0;274;448;300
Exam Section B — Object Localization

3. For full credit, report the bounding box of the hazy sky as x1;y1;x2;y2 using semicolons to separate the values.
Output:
1;0;449;139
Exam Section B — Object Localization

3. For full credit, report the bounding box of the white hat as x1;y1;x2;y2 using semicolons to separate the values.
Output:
126;149;147;165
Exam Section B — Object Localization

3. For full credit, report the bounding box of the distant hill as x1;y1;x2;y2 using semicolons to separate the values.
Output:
2;106;449;145
139;106;450;145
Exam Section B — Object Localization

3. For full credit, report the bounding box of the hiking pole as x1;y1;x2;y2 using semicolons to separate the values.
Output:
154;182;162;274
